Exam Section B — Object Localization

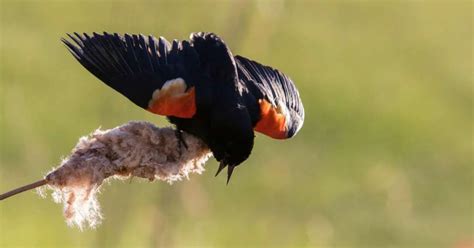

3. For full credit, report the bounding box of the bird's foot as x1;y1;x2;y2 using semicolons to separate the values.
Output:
175;129;188;155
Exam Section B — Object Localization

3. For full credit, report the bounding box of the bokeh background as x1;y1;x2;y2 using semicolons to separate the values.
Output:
0;0;472;247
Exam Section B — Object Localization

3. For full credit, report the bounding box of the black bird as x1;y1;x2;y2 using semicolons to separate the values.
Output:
62;32;304;183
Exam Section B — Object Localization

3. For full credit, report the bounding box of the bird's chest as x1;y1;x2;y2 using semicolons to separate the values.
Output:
169;82;247;142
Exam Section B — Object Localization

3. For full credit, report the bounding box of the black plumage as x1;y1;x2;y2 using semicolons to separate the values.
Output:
235;55;304;137
62;32;304;183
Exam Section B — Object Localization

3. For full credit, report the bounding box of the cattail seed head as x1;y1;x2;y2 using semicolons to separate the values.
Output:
42;121;211;229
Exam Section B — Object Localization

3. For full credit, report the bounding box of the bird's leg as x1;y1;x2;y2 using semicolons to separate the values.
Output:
175;129;188;154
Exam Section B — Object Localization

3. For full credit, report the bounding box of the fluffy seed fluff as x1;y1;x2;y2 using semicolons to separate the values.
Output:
41;121;211;229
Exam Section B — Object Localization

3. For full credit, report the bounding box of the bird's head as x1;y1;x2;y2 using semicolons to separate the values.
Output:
210;122;254;166
210;135;254;184
209;106;255;183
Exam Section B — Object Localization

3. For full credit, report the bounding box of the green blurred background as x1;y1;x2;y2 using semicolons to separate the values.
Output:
0;0;472;247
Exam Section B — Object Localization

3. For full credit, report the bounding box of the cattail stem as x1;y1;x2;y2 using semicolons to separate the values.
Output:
0;179;48;201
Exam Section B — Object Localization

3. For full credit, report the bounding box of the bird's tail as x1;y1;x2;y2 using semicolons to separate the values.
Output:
190;32;237;82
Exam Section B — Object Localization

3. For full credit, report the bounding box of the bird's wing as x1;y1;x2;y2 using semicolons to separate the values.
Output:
235;55;304;139
62;32;200;118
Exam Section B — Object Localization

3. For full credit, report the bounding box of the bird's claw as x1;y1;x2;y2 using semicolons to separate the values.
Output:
175;129;188;154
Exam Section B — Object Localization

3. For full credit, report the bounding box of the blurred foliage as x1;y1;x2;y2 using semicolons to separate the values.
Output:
0;0;472;247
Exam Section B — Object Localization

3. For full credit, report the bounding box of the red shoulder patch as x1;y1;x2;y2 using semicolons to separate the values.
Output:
147;78;196;118
254;99;287;139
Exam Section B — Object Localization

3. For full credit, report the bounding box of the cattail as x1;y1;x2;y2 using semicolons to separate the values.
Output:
0;121;212;229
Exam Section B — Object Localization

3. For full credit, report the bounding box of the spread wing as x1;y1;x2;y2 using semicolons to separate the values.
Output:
235;55;304;139
62;32;200;118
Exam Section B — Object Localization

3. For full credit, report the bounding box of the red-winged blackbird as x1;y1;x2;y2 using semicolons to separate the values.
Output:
62;32;304;183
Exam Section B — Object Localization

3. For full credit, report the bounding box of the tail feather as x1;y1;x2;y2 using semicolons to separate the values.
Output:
190;32;236;82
